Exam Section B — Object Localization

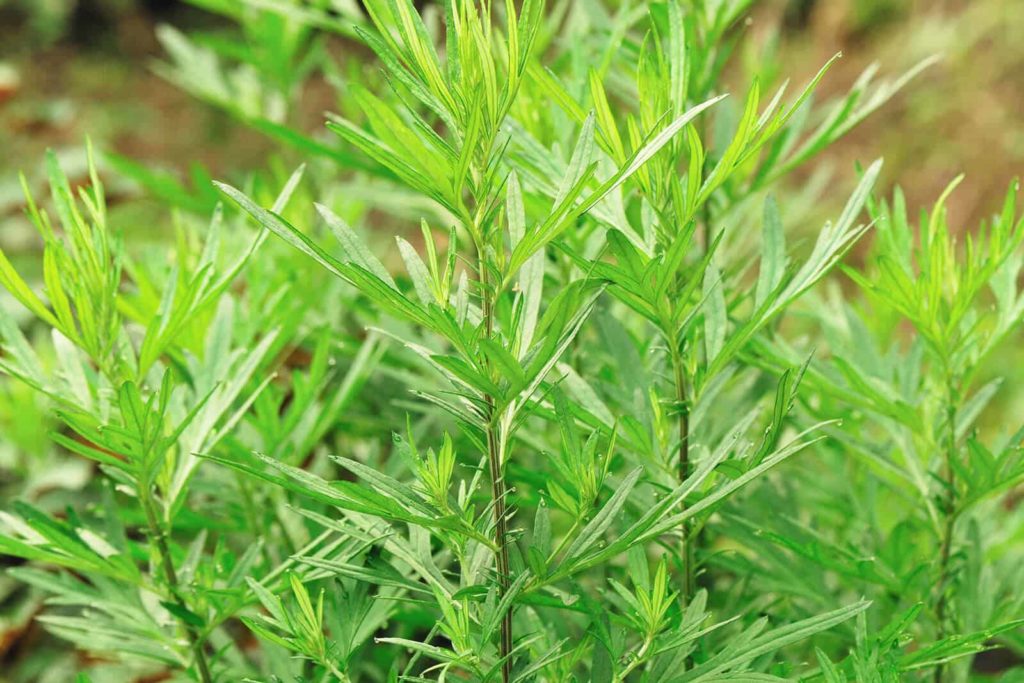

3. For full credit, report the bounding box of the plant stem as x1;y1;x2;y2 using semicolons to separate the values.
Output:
547;518;581;565
326;660;352;683
933;377;959;683
477;246;513;683
486;412;513;681
699;188;712;255
142;495;213;683
615;633;654;682
670;345;696;602
933;514;955;683
681;164;713;602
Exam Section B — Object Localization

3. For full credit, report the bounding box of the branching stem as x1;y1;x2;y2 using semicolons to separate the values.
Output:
671;345;696;602
326;660;352;682
616;633;654;682
477;245;514;683
141;495;213;683
933;375;959;683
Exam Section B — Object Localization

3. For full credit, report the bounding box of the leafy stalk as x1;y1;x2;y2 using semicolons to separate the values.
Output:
477;241;514;682
141;494;214;683
670;341;696;601
933;373;960;683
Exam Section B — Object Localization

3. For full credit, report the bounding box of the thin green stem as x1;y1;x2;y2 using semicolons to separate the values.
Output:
477;245;514;683
670;345;696;602
699;189;712;255
547;518;582;565
142;495;213;683
686;137;713;601
933;376;959;683
486;413;513;681
615;633;654;682
326;660;352;683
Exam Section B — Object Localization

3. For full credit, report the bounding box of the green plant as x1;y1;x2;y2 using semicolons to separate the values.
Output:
747;179;1024;681
1;1;1023;682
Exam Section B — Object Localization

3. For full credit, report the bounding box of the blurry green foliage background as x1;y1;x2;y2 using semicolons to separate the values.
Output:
2;0;1022;230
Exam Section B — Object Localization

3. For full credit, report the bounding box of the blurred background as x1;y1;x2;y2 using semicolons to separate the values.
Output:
2;0;1023;231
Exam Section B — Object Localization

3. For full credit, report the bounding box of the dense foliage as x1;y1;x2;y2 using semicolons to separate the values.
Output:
1;1;1022;682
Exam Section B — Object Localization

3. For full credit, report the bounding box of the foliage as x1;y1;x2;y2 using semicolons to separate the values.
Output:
1;1;1022;682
